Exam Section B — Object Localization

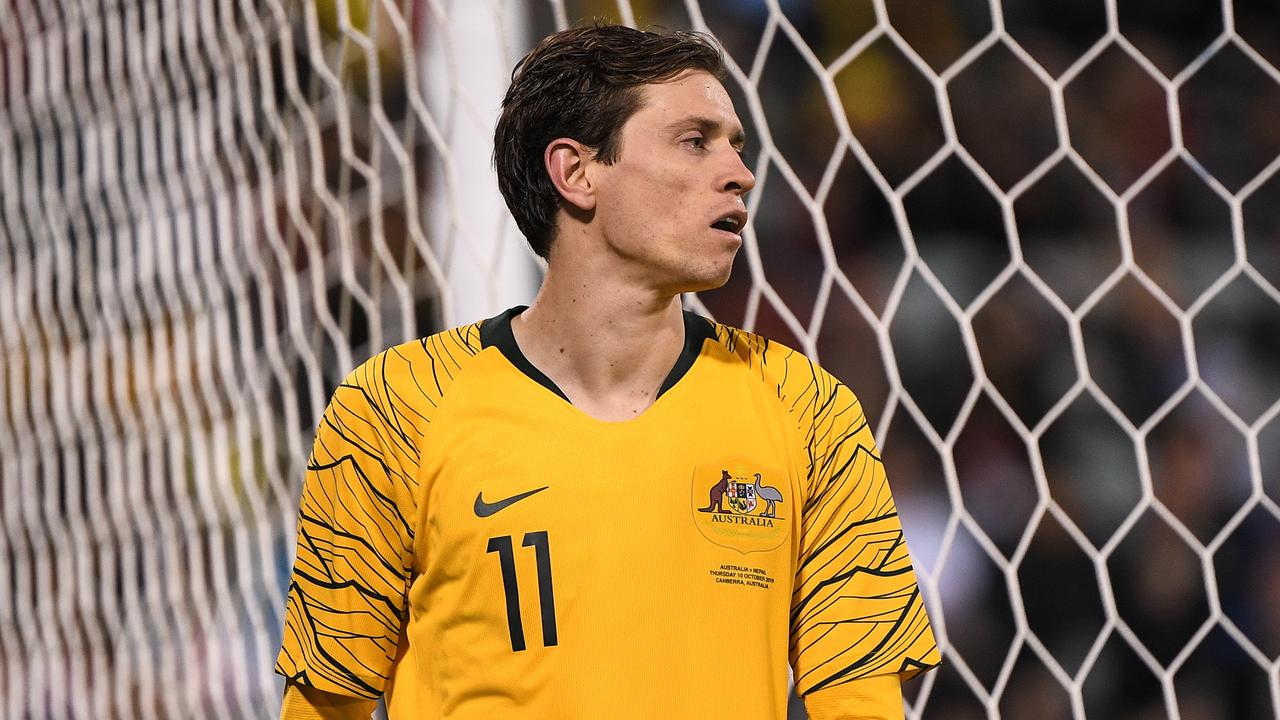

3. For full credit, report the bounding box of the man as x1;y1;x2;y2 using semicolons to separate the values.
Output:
276;22;940;719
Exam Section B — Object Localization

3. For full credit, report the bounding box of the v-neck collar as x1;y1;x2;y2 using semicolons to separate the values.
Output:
478;305;717;404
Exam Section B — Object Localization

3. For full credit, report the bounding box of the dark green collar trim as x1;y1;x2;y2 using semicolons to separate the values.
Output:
479;305;716;403
659;307;718;398
479;306;568;401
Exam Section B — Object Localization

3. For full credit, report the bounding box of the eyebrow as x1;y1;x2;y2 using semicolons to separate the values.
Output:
666;116;747;148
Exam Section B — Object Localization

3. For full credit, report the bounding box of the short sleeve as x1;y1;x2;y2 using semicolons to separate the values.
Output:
788;367;941;695
275;363;420;699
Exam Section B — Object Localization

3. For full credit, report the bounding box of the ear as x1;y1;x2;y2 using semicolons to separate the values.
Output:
544;138;596;212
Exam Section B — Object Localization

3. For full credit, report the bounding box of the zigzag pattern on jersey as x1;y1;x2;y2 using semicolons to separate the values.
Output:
276;324;483;698
712;324;940;693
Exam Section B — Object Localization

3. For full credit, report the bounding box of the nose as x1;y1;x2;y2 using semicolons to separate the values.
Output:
723;147;755;196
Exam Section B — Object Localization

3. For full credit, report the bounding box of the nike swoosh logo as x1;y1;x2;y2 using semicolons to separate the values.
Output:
474;486;549;518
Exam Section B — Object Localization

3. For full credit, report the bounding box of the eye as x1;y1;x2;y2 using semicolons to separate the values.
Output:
682;134;706;150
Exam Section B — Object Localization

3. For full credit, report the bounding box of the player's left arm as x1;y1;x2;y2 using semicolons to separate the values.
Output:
802;673;904;720
784;359;941;704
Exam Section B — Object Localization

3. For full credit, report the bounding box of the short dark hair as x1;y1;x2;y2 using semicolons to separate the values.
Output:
493;22;726;258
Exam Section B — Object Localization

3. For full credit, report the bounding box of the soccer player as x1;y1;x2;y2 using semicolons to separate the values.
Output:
276;22;940;720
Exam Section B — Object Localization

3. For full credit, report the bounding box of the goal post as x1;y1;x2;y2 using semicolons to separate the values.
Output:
2;1;1278;718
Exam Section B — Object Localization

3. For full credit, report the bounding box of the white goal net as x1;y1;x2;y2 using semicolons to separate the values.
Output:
3;0;1278;718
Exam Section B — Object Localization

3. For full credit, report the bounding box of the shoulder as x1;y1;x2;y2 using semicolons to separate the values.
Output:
703;319;844;403
339;320;487;423
703;318;871;442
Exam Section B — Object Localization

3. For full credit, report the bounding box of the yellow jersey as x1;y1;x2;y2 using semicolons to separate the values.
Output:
275;306;940;718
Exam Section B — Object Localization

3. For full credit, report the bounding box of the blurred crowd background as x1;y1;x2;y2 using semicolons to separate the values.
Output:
3;0;1278;718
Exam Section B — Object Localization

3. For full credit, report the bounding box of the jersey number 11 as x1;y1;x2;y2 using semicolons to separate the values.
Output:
486;531;558;651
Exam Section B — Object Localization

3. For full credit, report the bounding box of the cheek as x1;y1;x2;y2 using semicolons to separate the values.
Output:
601;157;703;241
648;168;700;214
617;173;689;223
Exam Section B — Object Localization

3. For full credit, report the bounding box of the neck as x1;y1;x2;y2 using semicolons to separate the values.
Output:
510;259;687;419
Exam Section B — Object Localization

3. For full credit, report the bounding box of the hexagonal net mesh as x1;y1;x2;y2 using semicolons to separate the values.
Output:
2;0;1278;718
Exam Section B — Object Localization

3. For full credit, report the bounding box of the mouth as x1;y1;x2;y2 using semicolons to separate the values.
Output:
710;208;748;237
